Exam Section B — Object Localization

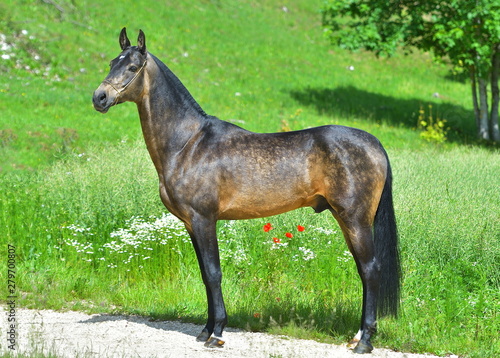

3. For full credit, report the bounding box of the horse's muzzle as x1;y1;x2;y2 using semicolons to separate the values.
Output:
92;84;116;113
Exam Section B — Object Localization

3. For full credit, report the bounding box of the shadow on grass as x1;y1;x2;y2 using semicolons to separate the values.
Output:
230;302;360;340
289;86;476;141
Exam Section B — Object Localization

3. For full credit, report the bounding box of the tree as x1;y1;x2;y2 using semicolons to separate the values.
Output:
322;0;500;142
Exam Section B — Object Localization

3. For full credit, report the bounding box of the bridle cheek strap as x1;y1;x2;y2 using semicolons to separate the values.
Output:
102;59;147;105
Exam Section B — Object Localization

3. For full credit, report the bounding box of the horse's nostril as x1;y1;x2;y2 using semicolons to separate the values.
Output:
92;90;109;112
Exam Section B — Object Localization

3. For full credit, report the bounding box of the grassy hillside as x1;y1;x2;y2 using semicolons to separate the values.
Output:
1;0;477;171
1;1;499;358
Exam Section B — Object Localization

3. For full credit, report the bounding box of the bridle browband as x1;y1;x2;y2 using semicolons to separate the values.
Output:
102;58;147;104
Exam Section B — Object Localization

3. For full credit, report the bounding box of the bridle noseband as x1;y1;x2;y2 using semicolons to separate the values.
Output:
103;58;147;104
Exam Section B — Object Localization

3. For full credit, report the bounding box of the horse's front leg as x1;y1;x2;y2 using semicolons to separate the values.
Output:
185;215;227;348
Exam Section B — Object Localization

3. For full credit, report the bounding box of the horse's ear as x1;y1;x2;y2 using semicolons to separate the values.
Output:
119;27;131;51
137;29;146;55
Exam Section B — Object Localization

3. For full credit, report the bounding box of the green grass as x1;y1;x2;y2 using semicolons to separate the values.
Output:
1;1;499;357
1;142;499;357
0;0;480;171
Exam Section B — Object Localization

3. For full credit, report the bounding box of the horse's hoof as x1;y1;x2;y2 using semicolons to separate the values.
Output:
347;338;360;348
196;330;211;342
352;341;373;354
204;336;225;348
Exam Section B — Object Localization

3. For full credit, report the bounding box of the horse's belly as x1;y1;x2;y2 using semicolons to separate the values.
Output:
217;188;318;220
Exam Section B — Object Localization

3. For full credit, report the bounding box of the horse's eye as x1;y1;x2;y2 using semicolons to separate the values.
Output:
129;65;138;72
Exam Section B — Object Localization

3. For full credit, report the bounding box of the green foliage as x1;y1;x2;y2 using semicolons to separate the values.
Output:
322;0;500;74
322;1;403;55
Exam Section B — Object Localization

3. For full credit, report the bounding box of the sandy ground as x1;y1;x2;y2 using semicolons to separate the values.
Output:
2;309;451;358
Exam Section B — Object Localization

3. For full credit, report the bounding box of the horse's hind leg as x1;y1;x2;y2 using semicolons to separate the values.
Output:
335;215;380;354
185;215;227;348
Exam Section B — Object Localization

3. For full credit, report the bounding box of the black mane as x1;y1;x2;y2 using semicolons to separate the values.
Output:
150;53;207;117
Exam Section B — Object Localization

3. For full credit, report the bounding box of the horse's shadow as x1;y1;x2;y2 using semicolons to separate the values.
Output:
78;303;359;339
78;313;241;337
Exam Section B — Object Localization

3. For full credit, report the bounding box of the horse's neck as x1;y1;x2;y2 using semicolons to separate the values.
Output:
137;58;205;173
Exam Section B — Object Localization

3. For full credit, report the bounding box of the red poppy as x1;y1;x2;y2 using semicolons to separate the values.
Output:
285;232;293;238
273;237;281;243
253;312;261;318
297;225;305;232
263;223;273;232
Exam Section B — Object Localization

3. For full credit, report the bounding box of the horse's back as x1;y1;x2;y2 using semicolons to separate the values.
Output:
197;121;389;220
310;125;388;170
308;125;385;152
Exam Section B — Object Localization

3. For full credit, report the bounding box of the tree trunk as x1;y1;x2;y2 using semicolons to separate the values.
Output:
478;76;490;141
490;46;500;142
470;65;480;134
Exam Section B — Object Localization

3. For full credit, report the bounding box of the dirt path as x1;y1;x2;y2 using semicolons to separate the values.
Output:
4;309;449;358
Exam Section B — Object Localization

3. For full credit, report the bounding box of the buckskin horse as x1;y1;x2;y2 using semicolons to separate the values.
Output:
93;28;401;354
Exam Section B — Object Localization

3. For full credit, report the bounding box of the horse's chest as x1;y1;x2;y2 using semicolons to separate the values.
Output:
158;180;189;221
159;173;217;220
158;181;175;210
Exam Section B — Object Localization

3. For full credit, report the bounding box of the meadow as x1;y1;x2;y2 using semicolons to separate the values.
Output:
0;1;499;357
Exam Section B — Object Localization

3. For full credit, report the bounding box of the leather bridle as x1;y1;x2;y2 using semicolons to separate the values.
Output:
102;58;147;104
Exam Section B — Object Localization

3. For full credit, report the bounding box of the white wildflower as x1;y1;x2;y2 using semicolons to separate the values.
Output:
298;247;316;261
314;227;336;235
337;250;352;263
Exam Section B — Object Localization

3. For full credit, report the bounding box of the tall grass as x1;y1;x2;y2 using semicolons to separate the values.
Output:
1;140;498;357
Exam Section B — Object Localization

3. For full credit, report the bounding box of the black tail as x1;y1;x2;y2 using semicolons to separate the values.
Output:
374;160;401;317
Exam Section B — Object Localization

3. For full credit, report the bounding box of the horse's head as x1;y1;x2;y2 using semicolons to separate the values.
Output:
93;28;148;113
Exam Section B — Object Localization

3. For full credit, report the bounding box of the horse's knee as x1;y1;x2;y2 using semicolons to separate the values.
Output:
361;257;381;282
203;271;222;290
